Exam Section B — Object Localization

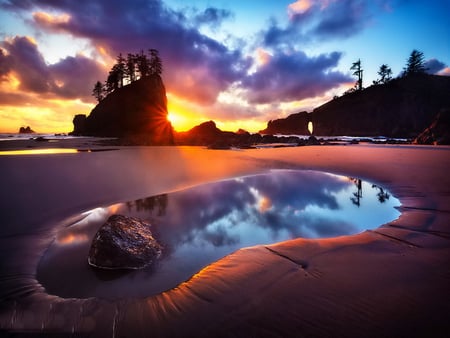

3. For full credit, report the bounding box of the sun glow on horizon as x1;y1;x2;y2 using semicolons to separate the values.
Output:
167;111;190;130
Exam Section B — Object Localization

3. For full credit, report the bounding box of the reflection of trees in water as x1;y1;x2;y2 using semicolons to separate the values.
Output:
349;178;363;207
348;178;390;206
127;194;168;216
371;184;390;203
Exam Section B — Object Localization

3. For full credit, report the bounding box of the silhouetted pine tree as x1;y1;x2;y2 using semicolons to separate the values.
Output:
149;49;162;76
94;48;163;99
350;59;363;90
404;50;427;76
375;64;393;84
92;81;105;102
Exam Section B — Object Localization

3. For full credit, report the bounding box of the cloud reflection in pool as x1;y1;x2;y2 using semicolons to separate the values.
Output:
37;170;400;299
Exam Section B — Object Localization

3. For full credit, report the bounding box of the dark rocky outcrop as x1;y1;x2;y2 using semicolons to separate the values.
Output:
313;74;450;138
414;108;450;145
306;135;320;145
174;121;235;147
19;126;35;134
71;115;87;136
88;215;162;270
174;120;313;148
259;111;311;135
174;121;279;148
175;120;224;145
71;75;174;145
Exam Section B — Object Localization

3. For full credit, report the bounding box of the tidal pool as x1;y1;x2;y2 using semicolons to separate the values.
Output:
37;170;400;299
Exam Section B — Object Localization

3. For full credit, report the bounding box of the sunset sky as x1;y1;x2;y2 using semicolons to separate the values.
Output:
0;0;449;133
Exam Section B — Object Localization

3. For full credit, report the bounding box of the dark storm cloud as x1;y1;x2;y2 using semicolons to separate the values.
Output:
2;0;248;104
424;58;447;74
242;50;351;104
0;48;12;79
49;54;107;99
263;0;373;49
194;7;233;26
1;36;52;93
312;0;370;40
1;0;353;106
0;36;105;103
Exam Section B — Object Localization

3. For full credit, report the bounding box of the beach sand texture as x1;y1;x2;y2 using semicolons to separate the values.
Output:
0;144;449;337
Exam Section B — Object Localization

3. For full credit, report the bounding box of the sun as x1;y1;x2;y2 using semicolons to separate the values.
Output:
167;111;187;128
166;110;196;132
166;97;204;132
167;112;177;124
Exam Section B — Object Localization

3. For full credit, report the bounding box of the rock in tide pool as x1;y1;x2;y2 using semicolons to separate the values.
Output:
88;215;162;270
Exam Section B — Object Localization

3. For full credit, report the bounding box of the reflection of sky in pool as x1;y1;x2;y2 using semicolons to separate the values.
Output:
37;170;401;299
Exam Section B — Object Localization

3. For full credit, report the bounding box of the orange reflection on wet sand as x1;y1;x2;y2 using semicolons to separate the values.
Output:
108;203;122;214
56;233;89;245
0;148;79;155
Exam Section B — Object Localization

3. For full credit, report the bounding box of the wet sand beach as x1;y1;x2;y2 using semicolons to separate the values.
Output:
0;144;449;337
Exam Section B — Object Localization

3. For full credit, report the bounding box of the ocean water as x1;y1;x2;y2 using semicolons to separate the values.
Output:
0;133;80;141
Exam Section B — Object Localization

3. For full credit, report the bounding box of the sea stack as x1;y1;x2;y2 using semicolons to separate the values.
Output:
72;75;174;145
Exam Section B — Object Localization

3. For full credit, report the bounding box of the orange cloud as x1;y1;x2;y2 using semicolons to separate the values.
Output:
255;48;271;67
33;11;71;27
288;0;313;16
438;67;450;76
288;0;336;16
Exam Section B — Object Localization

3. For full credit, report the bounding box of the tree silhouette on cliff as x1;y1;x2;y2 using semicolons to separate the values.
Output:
403;49;427;76
341;49;430;97
350;59;363;91
92;81;104;103
375;64;393;84
94;48;163;100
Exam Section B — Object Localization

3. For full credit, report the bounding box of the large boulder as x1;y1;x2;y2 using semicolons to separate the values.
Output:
88;215;162;270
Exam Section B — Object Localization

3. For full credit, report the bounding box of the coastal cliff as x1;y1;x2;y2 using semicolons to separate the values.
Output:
72;75;174;145
312;74;450;138
261;74;450;139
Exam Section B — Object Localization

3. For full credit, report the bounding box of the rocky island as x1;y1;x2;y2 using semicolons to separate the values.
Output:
72;74;174;145
71;49;174;145
18;126;35;134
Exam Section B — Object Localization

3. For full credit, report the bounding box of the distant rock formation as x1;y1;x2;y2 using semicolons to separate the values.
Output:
175;121;230;146
312;74;450;138
88;215;162;270
414;108;450;145
71;115;87;136
174;120;308;148
259;111;311;135
19;126;35;134
71;75;174;145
